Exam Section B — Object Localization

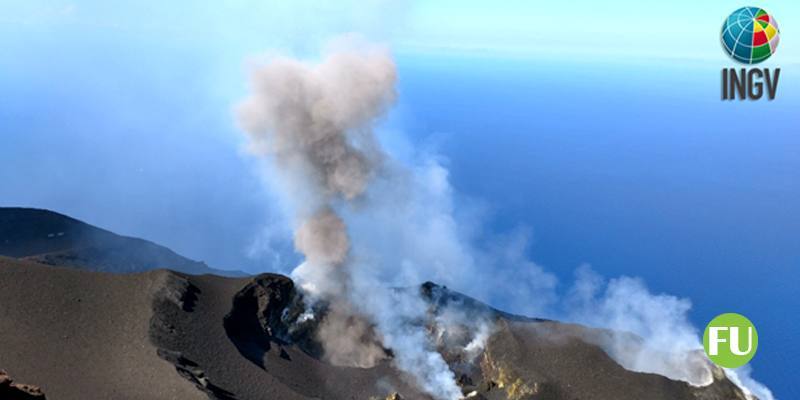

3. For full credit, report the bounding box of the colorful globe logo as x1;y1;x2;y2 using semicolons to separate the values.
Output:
721;7;780;64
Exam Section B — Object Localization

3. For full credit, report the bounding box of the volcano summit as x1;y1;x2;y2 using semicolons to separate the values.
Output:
0;208;755;400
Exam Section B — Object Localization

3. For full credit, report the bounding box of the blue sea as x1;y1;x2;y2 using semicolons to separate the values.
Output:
395;53;799;399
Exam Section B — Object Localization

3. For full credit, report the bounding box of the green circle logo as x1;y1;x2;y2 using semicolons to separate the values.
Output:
703;313;758;368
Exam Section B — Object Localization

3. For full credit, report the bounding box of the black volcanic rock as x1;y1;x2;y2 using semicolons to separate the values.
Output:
0;370;46;400
222;273;318;368
0;207;245;276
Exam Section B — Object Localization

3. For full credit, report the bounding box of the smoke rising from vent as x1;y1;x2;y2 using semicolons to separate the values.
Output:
236;38;464;399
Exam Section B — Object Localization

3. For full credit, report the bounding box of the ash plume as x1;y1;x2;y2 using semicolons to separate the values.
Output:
236;38;394;297
236;38;464;399
294;207;349;267
315;301;388;368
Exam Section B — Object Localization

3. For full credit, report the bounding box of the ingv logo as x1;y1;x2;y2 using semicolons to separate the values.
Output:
703;313;759;368
720;7;781;100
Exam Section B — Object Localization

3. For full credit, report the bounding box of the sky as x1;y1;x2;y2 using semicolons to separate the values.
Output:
1;1;798;399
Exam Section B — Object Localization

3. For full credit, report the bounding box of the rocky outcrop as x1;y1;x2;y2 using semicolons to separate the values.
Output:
0;370;46;400
223;274;322;367
229;274;297;341
156;349;236;400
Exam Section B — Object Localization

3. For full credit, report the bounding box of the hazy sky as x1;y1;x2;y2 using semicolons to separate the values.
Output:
3;1;799;60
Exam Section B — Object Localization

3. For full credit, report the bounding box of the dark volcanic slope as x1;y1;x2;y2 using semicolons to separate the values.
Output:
0;207;244;276
0;256;204;400
0;257;426;400
0;256;750;400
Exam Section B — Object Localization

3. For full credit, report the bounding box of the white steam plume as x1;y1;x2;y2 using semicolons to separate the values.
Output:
565;265;775;399
566;265;712;386
726;365;776;400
